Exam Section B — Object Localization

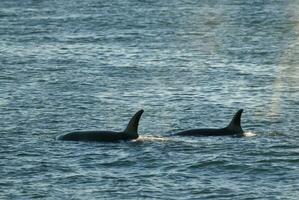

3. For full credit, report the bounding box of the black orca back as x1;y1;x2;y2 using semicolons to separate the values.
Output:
57;109;144;142
174;109;244;137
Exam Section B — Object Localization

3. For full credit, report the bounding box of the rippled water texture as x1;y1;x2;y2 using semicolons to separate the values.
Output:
1;0;299;199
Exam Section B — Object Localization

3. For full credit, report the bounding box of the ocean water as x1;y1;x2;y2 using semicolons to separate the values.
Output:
0;0;299;199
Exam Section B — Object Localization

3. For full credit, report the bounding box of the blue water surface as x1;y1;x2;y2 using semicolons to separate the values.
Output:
0;0;298;199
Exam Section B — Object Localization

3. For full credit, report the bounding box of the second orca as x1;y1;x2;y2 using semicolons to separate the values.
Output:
173;109;244;137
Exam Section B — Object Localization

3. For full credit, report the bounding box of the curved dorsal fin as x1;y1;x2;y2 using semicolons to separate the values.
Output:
226;109;244;133
124;109;144;138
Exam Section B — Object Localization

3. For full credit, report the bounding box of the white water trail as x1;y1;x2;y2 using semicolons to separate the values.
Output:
134;135;170;142
243;131;257;137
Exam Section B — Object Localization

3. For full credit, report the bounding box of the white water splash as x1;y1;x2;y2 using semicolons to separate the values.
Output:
243;131;257;137
134;135;170;142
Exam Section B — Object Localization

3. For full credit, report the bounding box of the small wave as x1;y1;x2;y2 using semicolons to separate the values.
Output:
243;131;257;137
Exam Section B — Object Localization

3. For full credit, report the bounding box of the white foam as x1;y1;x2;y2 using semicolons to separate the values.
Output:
243;131;257;137
134;135;170;142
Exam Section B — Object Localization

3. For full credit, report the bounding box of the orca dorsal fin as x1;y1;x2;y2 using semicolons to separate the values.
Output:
226;109;244;134
124;109;144;139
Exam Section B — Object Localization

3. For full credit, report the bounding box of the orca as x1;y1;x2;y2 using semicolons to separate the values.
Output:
57;109;144;142
173;109;244;137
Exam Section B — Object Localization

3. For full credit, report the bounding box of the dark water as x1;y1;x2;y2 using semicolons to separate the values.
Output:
1;0;299;199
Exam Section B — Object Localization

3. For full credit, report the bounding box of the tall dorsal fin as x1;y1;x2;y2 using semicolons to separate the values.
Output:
226;109;244;134
124;109;144;138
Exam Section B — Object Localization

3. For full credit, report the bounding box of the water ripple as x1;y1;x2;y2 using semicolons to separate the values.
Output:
1;0;299;199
